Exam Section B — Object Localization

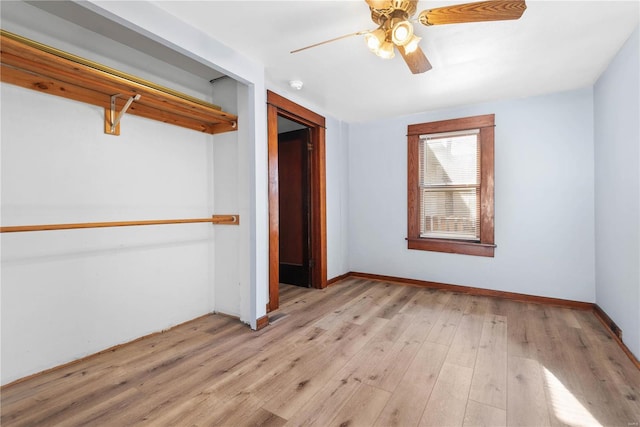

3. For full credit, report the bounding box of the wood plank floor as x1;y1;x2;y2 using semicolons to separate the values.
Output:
2;278;639;426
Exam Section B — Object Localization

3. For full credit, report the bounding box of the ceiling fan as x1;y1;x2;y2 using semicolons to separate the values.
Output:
291;0;527;74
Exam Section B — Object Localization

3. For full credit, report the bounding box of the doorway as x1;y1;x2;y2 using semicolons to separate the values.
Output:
267;90;327;312
278;126;311;287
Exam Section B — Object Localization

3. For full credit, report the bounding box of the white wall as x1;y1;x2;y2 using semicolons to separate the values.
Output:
326;119;350;279
208;78;256;323
0;1;252;384
211;78;242;317
594;26;640;359
348;88;596;302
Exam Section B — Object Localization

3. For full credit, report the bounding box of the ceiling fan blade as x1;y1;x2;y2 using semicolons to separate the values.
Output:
397;45;432;74
418;0;526;26
291;31;369;54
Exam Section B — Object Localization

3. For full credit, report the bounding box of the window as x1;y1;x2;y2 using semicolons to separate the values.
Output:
407;114;495;257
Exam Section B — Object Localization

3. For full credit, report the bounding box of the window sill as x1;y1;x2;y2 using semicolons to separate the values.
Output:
407;238;496;257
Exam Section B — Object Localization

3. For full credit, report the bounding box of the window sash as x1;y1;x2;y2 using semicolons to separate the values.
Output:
419;187;480;240
419;130;480;241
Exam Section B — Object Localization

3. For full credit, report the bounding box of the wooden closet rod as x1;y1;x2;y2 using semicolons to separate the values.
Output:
0;215;239;233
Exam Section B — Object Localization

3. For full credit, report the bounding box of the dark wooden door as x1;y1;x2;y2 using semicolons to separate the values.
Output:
278;129;311;287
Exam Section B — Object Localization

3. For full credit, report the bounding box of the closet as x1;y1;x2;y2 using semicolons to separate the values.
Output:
0;21;244;385
0;29;240;232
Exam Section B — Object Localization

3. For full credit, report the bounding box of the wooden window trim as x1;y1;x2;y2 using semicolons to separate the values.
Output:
407;114;495;257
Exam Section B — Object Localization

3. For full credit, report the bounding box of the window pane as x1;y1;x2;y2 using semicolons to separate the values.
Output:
420;188;479;240
421;133;478;186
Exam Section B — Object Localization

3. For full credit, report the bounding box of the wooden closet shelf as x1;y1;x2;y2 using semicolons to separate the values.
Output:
0;30;238;135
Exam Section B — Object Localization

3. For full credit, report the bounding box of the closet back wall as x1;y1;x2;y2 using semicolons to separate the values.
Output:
0;85;216;384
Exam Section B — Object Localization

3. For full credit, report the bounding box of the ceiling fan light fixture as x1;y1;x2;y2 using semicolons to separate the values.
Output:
365;28;386;52
376;41;395;59
391;20;414;46
403;35;421;54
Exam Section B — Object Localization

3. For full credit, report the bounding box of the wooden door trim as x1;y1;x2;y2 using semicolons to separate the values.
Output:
267;90;327;312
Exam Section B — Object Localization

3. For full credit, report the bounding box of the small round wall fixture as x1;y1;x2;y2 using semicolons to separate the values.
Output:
289;80;304;90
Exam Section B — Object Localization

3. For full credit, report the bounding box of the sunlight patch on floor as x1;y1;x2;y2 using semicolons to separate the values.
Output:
543;367;602;427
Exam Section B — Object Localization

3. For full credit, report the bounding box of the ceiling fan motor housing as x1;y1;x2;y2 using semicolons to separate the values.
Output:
366;0;419;25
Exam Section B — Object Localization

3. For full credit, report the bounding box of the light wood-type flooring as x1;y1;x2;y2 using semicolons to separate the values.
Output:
2;278;639;426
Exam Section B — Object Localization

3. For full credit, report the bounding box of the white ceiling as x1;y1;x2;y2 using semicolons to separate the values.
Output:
150;0;638;123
